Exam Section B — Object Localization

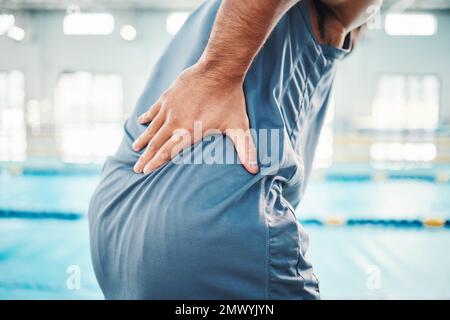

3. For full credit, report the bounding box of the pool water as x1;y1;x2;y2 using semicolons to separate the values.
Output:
1;171;449;299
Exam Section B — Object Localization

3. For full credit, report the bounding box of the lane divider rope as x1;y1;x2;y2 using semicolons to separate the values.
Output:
0;209;448;228
300;217;449;228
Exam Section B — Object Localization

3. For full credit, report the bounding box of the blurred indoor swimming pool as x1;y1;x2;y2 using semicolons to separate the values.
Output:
1;167;449;299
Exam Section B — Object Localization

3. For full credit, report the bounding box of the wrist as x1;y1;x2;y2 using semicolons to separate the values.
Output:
196;55;247;85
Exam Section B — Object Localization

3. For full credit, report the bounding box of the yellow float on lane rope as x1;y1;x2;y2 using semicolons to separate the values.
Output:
325;216;346;226
423;218;445;228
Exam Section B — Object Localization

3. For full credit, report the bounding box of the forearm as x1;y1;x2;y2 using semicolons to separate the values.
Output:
198;0;301;83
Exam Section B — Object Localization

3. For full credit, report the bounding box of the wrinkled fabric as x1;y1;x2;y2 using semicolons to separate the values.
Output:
88;0;349;300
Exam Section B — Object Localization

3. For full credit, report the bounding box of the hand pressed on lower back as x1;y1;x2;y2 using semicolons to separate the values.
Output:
132;62;259;175
131;0;306;175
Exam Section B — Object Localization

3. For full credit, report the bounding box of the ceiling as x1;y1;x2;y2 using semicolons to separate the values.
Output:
1;0;450;11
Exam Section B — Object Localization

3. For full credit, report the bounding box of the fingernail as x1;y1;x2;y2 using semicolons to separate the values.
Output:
249;162;259;173
132;141;139;151
134;161;142;173
143;167;151;175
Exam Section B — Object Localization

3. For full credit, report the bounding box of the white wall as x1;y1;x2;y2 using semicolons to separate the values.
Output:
1;10;173;115
0;10;174;158
334;10;450;126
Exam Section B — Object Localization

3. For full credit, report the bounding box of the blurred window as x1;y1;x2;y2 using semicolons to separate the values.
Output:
372;74;440;129
314;95;335;169
63;13;114;35
0;71;26;161
0;14;15;35
54;72;123;163
370;142;437;163
385;13;437;36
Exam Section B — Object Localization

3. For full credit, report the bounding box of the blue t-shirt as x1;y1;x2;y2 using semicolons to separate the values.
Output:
88;0;350;299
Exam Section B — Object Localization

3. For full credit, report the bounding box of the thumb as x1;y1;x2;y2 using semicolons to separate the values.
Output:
226;122;259;175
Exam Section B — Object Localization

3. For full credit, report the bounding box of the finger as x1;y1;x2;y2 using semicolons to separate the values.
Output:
132;113;164;151
227;126;259;175
138;101;161;124
134;123;174;174
142;132;192;174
